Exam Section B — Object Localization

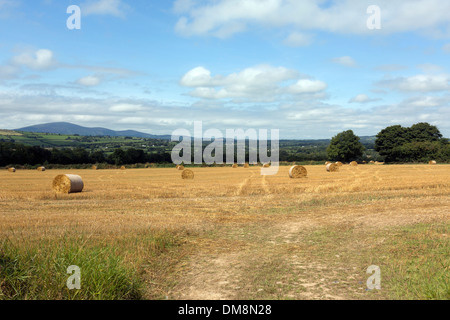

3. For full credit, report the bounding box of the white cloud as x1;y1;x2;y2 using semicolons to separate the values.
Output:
417;63;444;73
12;49;57;70
0;65;19;79
331;56;357;67
349;94;379;103
77;75;101;86
180;66;214;87
82;0;128;17
378;74;450;92
173;0;450;39
109;103;143;112
283;32;313;47
288;79;327;94
180;65;326;101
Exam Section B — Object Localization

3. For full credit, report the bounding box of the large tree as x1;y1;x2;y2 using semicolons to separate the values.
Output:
375;122;444;162
326;130;365;162
374;125;411;162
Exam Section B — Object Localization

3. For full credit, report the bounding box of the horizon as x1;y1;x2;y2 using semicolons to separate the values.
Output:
9;121;382;140
0;1;449;139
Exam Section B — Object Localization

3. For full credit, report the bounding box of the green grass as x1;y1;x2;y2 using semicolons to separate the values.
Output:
379;223;449;300
0;231;183;300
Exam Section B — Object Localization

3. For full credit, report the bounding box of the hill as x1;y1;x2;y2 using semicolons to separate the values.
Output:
16;122;171;140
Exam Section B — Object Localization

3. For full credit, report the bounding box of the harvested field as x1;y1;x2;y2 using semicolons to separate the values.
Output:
0;164;449;300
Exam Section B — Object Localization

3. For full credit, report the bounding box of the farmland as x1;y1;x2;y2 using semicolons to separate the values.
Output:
0;164;449;300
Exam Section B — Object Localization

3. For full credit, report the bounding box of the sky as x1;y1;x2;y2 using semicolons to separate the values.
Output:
0;0;449;139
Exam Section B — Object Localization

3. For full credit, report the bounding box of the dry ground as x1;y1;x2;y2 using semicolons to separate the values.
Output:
0;164;449;299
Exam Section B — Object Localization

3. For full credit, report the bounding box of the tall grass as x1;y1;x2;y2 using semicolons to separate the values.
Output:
0;231;181;300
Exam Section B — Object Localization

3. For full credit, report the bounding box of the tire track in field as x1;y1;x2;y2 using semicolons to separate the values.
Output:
236;170;256;196
261;174;271;195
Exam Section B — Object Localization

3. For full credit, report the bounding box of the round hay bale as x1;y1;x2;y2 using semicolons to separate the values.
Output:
335;161;343;167
289;165;307;179
429;160;437;165
37;166;46;172
232;164;238;168
181;169;194;180
326;163;339;172
52;174;84;194
369;160;375;164
263;163;270;168
177;165;185;170
325;161;331;165
244;163;250;168
92;165;98;170
375;161;385;165
120;166;126;170
8;167;16;172
350;161;358;166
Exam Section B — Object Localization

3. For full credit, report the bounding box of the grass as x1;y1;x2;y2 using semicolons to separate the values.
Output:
0;231;183;300
380;223;449;300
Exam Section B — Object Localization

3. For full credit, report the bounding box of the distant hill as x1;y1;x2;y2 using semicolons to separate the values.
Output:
16;122;171;140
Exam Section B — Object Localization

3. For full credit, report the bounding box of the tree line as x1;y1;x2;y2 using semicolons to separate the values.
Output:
1;122;448;166
0;143;172;167
326;122;449;163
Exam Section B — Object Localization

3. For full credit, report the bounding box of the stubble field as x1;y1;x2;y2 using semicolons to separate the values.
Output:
0;164;449;300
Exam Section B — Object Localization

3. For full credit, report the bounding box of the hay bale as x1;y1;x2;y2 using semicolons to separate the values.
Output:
326;163;339;172
325;161;331;165
120;166;126;170
335;161;343;167
263;163;270;168
232;164;238;168
289;165;307;179
8;167;16;172
369;160;375;164
52;174;84;194
375;161;385;165
244;163;250;168
350;161;358;166
176;165;185;170
429;160;437;165
181;169;194;180
37;166;46;171
92;165;98;170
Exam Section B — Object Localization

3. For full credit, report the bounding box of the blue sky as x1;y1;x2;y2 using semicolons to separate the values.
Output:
0;0;449;138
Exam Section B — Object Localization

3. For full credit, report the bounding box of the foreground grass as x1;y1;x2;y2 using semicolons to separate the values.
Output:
380;223;449;300
0;231;184;300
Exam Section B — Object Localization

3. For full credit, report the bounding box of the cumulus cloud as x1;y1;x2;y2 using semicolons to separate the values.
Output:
109;103;144;112
1;88;449;139
378;74;450;92
173;0;450;39
288;79;327;94
180;65;327;102
349;94;379;103
12;49;57;70
77;75;101;86
283;32;313;47
331;56;357;68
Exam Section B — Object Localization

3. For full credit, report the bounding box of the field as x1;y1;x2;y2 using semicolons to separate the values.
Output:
0;164;449;300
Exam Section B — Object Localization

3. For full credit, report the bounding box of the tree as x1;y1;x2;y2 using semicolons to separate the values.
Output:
326;130;365;162
375;122;444;162
409;122;442;142
374;125;410;162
